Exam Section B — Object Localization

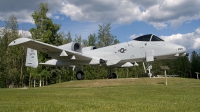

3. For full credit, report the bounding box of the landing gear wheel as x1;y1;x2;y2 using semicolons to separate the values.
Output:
76;71;85;80
108;73;117;79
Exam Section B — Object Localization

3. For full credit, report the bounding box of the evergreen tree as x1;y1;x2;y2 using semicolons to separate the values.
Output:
88;33;97;46
97;23;119;47
73;35;82;43
29;3;66;86
63;31;72;44
30;3;62;45
190;51;199;78
0;15;26;87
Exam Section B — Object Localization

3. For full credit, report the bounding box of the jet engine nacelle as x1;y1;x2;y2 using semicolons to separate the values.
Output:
82;46;97;52
58;42;82;52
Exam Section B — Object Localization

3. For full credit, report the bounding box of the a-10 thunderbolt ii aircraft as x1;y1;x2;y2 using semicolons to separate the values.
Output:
9;34;187;80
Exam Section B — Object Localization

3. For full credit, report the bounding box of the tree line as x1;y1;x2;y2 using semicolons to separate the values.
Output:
0;3;198;88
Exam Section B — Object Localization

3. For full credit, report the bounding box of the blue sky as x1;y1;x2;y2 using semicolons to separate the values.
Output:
0;0;200;53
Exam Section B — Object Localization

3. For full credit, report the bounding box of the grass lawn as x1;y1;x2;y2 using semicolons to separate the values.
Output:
0;78;200;112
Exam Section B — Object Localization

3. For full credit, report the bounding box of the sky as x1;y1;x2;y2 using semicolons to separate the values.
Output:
0;0;200;53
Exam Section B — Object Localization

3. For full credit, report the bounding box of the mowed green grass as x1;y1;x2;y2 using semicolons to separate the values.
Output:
0;78;200;112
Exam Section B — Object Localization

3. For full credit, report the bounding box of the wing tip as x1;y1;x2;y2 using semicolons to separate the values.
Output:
9;38;31;46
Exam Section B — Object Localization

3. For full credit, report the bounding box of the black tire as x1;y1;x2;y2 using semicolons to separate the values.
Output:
108;73;117;79
76;71;85;80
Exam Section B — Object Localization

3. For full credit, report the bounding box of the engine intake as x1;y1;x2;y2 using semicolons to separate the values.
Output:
58;42;82;53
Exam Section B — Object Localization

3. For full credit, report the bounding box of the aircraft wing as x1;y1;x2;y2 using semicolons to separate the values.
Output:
9;38;91;61
9;38;121;66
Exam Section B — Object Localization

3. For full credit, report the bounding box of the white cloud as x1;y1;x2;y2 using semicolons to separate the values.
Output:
60;0;200;29
161;28;200;52
139;0;200;29
0;0;63;23
54;16;60;20
0;0;200;29
18;30;31;38
0;27;31;38
61;22;99;39
60;0;141;24
149;22;168;30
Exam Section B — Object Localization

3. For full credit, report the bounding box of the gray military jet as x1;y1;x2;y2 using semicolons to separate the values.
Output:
9;34;187;80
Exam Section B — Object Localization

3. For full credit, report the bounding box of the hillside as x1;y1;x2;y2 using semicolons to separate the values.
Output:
47;77;199;87
0;78;199;112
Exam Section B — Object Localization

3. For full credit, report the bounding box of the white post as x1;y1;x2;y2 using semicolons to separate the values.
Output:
195;72;199;79
39;77;41;87
33;79;36;88
165;70;167;85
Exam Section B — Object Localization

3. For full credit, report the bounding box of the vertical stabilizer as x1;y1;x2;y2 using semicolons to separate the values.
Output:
25;48;38;68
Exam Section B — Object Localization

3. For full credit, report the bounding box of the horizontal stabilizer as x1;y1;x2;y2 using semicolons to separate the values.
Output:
39;59;71;66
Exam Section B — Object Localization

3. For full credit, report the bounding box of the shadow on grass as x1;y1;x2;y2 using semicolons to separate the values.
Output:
157;82;165;85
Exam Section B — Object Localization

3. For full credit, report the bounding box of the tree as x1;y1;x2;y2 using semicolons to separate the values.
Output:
29;3;66;86
0;15;26;87
85;23;119;79
73;34;82;43
88;33;97;46
63;31;72;44
190;51;199;78
97;23;119;47
30;3;62;45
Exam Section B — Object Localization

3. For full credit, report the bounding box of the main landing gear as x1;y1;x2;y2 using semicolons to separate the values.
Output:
74;65;85;80
76;71;85;80
108;72;117;79
75;70;117;80
108;67;117;79
74;66;117;80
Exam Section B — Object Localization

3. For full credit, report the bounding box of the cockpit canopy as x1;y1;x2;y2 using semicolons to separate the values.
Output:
133;34;164;42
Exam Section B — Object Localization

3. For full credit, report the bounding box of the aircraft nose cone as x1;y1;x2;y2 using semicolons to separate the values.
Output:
175;45;187;57
182;46;186;52
176;45;186;52
182;47;189;56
